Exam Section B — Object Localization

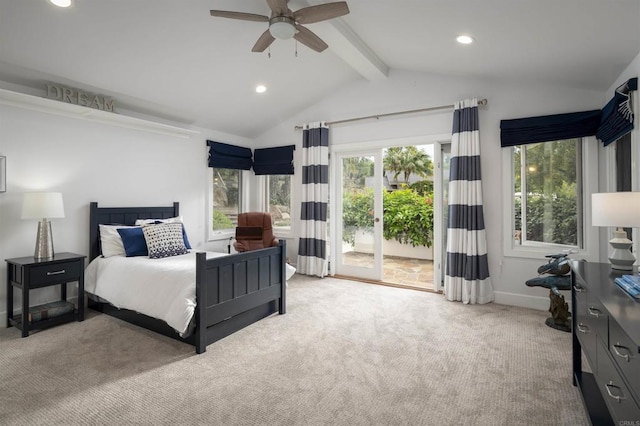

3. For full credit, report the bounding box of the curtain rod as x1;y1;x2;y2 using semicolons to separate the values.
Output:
294;98;487;130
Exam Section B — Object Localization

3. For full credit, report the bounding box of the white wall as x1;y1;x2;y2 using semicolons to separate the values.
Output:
596;52;640;261
0;97;250;321
255;69;607;310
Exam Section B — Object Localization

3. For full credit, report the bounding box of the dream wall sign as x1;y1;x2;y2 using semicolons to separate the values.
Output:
45;83;115;112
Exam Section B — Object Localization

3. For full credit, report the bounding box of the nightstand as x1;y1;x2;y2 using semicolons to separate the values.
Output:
5;252;86;337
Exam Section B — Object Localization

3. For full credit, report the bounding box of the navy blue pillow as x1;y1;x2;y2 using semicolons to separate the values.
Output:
117;227;148;257
182;225;192;250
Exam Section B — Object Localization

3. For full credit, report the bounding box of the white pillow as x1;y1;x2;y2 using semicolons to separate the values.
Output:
99;224;140;257
134;216;183;225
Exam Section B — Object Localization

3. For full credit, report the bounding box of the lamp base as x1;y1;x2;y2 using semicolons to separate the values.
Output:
608;229;635;271
34;219;55;260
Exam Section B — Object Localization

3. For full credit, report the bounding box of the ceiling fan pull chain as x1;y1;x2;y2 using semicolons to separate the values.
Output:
268;46;271;58
295;40;298;57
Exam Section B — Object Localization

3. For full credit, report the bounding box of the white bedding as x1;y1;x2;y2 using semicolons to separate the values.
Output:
84;251;227;336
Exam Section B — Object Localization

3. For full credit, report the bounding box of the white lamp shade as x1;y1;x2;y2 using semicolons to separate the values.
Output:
592;192;640;228
21;192;65;219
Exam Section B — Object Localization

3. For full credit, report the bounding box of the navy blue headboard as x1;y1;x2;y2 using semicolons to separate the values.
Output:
89;202;179;261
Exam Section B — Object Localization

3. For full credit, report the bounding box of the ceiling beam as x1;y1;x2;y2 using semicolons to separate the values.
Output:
293;0;388;81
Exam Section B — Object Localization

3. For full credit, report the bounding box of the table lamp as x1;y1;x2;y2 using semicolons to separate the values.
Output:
592;192;640;270
21;192;65;260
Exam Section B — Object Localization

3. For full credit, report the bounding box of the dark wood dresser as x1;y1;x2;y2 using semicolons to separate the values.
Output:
571;260;640;425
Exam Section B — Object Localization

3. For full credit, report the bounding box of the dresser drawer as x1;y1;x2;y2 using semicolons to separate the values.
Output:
586;298;608;345
574;284;598;366
609;319;640;403
597;340;640;424
29;260;82;287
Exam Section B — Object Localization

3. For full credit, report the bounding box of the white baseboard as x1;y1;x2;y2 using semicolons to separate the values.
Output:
494;291;549;311
494;290;574;313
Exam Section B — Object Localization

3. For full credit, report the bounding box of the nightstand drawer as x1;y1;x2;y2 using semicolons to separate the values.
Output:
30;261;81;286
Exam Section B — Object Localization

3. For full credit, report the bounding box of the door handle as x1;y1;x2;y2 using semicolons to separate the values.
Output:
374;218;380;223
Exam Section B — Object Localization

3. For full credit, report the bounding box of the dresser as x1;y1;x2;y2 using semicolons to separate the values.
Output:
571;261;640;425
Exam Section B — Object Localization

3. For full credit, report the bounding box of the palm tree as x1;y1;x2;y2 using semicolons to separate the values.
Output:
384;146;433;184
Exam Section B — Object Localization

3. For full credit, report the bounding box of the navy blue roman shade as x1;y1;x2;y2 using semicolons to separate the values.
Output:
596;78;637;146
252;145;295;175
207;140;252;170
500;77;636;148
500;110;601;147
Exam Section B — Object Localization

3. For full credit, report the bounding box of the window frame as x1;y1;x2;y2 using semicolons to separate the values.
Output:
264;174;293;238
207;167;245;241
502;136;599;261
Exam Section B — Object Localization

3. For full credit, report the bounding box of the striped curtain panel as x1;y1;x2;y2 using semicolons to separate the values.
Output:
444;99;494;304
297;123;329;277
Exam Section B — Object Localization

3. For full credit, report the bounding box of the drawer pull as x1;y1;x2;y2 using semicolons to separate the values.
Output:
587;307;602;318
604;382;626;403
573;285;585;293
577;323;590;333
46;270;66;276
612;343;631;362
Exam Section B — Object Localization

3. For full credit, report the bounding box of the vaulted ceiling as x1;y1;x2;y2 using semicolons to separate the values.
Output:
1;0;638;138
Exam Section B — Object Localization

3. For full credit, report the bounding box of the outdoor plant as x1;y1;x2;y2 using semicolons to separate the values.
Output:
342;186;434;247
383;189;433;247
212;209;233;230
514;181;577;246
342;187;375;246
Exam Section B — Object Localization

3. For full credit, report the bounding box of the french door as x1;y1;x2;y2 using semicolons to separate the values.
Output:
433;142;451;292
332;151;384;281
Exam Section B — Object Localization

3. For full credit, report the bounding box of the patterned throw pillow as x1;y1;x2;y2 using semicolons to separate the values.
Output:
142;222;189;259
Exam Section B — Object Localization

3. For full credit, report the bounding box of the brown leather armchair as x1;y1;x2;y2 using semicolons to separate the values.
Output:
233;212;278;252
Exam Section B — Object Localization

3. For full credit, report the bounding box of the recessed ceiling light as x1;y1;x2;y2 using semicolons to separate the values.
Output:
255;85;267;94
456;35;474;45
49;0;72;7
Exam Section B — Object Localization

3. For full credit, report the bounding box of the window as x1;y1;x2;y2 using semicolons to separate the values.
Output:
212;168;241;232
266;175;291;231
512;138;583;249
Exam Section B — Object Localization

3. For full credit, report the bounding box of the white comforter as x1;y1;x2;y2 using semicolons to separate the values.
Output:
84;251;227;336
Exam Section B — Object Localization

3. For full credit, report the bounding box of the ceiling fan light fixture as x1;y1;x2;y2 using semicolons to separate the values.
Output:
269;17;296;40
255;85;267;93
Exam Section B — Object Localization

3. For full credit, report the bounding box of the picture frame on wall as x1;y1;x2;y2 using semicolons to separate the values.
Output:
0;156;5;192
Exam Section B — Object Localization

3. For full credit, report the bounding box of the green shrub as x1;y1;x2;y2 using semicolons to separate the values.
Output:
383;189;433;247
212;210;233;230
342;188;375;246
342;187;434;247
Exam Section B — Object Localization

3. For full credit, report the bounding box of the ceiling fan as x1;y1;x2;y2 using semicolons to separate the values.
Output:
210;0;350;53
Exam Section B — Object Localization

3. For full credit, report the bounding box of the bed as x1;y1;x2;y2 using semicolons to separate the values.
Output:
87;202;286;354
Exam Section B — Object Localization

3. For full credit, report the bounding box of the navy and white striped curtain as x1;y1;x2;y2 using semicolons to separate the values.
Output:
445;99;494;304
297;123;329;277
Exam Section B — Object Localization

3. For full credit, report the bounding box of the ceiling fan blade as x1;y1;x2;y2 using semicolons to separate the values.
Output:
266;0;289;16
294;25;328;52
294;2;349;24
210;10;269;22
252;30;276;52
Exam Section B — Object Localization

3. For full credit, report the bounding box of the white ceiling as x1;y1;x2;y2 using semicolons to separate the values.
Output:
1;0;638;138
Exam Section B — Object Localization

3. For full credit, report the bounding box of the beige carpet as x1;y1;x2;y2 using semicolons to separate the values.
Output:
0;275;588;425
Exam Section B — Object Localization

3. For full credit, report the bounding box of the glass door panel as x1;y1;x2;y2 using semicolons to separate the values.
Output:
335;152;383;281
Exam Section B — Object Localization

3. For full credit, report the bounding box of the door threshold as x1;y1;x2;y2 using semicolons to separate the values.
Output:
332;274;441;294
